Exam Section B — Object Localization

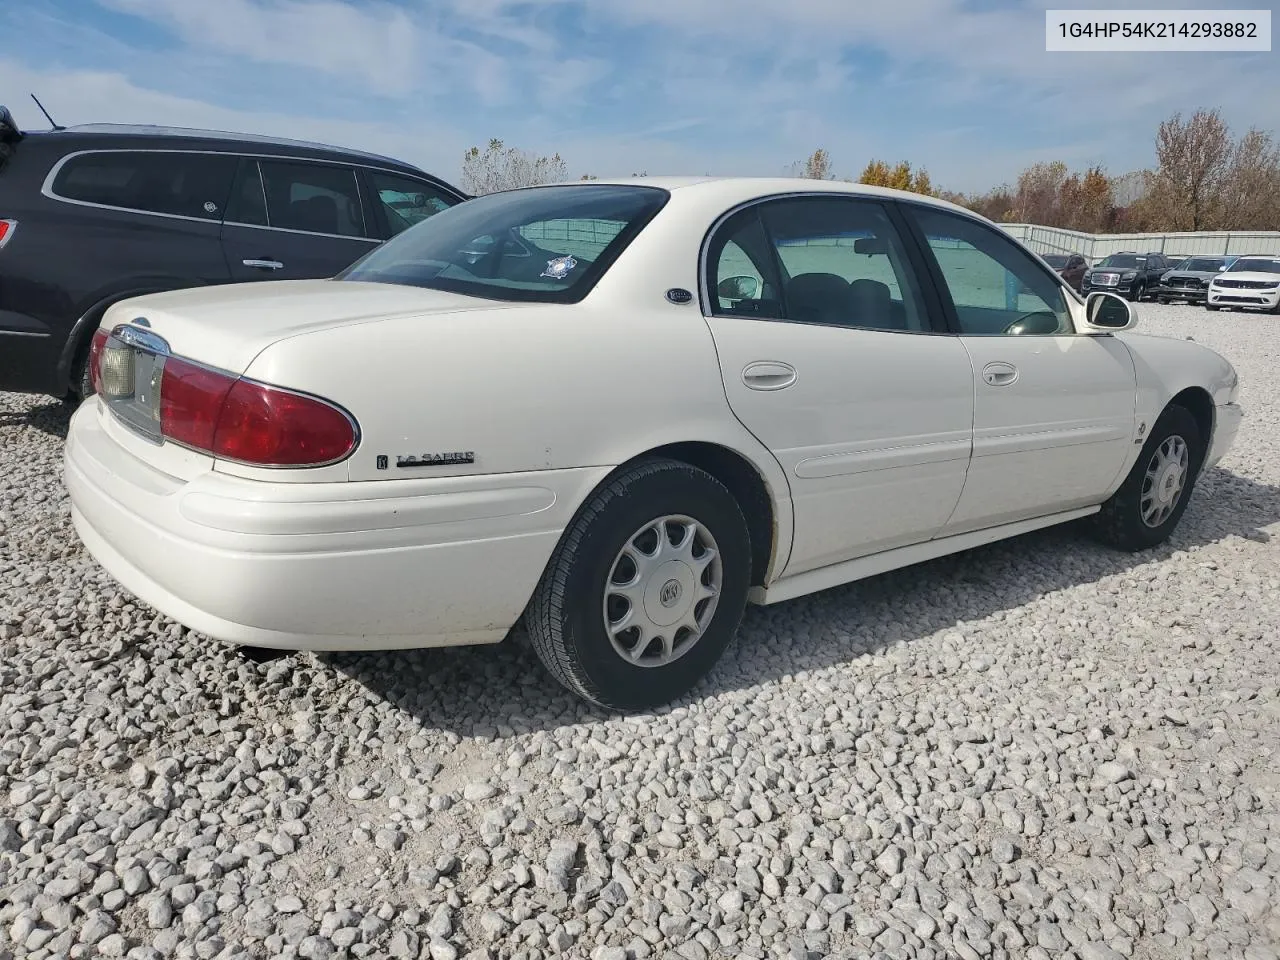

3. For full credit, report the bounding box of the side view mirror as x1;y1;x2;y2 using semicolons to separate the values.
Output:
717;275;759;300
1083;291;1137;333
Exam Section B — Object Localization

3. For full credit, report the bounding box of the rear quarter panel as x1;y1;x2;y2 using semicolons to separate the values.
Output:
238;300;784;485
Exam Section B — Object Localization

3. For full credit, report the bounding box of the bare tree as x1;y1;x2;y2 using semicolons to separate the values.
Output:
461;139;569;195
1218;128;1280;230
1151;110;1233;230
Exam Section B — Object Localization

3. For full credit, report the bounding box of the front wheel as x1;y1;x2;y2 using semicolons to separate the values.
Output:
1129;281;1146;303
1205;303;1220;312
526;459;751;710
1090;405;1204;552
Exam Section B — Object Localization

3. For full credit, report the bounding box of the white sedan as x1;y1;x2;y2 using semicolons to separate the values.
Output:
64;178;1243;709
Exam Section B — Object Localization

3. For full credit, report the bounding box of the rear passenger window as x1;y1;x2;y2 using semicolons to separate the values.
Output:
257;160;365;237
51;151;236;220
225;159;268;226
368;170;458;237
706;197;929;332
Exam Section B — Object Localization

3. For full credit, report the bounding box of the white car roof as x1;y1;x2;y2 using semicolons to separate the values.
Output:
535;176;982;219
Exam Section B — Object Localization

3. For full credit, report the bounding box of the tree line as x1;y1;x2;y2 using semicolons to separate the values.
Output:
459;109;1280;233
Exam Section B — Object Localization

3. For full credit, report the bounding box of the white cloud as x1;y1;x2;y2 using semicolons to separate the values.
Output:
0;58;474;181
97;0;422;95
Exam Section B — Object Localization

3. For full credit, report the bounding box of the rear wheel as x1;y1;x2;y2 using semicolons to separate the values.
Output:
527;458;751;710
1091;405;1204;551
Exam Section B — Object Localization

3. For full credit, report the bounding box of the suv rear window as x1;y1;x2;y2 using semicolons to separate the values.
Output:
338;184;669;303
50;151;237;220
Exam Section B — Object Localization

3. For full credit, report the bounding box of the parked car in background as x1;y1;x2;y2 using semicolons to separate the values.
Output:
1041;252;1088;291
1206;254;1280;313
65;178;1242;710
1081;251;1171;302
0;109;467;400
1157;255;1238;304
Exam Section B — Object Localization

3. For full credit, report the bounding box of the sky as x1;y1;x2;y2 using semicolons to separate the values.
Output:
2;0;1277;193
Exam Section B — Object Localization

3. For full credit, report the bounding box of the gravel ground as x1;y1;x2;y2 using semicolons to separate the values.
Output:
2;301;1279;960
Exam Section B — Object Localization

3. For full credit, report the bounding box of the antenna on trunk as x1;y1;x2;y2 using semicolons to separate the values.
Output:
30;94;64;131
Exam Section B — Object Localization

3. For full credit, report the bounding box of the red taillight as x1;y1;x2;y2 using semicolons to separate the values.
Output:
160;358;237;451
212;379;358;466
88;328;109;395
158;357;356;467
0;220;15;249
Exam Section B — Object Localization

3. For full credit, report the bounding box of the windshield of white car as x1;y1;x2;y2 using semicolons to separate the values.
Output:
337;184;670;303
1098;254;1144;268
1227;257;1280;274
1182;258;1230;272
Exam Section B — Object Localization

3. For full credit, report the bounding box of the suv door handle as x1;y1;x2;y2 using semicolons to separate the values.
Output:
243;259;284;271
743;361;797;391
982;361;1019;386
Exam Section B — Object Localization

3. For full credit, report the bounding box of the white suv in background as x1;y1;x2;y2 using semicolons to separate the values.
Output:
1206;255;1280;313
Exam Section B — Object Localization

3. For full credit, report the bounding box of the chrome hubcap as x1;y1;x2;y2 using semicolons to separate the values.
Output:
603;515;722;667
1141;435;1189;528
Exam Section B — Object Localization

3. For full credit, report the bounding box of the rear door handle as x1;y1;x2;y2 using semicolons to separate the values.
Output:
982;361;1019;386
742;361;797;391
243;259;284;271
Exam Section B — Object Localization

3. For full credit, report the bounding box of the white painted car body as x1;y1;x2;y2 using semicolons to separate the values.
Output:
1206;257;1280;312
65;177;1244;657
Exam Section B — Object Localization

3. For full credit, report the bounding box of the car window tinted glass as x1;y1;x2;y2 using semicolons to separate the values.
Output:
1098;254;1143;268
766;198;927;331
225;159;268;226
338;184;668;303
369;171;458;237
909;207;1070;336
257;160;365;237
1183;258;1228;271
1042;254;1068;267
1229;257;1280;273
52;151;236;220
707;198;928;331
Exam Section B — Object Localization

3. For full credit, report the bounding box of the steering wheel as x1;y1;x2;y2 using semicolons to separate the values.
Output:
1003;311;1060;336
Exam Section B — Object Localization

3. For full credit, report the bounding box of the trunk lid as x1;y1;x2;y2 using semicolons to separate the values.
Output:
98;279;510;376
91;279;518;482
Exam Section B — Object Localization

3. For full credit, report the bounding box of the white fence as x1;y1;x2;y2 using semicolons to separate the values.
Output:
1001;224;1280;260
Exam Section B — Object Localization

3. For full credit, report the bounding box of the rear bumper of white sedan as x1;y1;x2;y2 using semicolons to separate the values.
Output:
65;402;608;651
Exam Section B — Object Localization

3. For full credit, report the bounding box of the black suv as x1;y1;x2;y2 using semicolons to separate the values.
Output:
1080;251;1171;302
0;107;467;399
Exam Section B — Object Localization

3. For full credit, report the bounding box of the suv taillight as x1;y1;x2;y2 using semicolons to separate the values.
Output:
0;219;15;249
159;357;358;467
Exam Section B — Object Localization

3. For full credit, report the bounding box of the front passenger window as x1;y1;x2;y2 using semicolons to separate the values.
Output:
909;207;1070;336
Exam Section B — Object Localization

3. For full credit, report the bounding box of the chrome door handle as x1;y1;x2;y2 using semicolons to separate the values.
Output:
982;361;1019;386
243;259;284;271
742;361;797;391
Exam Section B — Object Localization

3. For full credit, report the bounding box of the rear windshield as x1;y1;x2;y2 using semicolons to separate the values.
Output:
1228;257;1280;274
1182;257;1230;272
1098;254;1144;268
338;184;669;303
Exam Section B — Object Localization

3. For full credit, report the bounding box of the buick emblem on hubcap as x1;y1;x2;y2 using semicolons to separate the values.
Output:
659;579;682;607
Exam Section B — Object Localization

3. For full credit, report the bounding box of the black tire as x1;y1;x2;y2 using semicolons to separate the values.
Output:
1205;303;1220;312
527;458;751;711
1129;281;1146;303
1091;405;1204;552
